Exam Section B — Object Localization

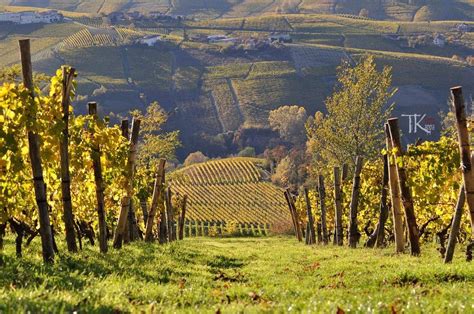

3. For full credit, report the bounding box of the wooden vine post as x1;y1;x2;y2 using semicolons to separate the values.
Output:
303;187;316;245
120;120;131;244
145;159;166;242
318;175;328;244
286;189;303;241
445;186;466;263
164;187;173;242
384;123;405;252
366;154;390;248
348;156;363;248
59;66;78;253
19;39;55;263
333;167;343;246
375;154;390;248
120;120;140;242
178;195;188;240
284;190;300;241
87;102;108;254
387;118;420;256
451;86;474;243
113;118;141;249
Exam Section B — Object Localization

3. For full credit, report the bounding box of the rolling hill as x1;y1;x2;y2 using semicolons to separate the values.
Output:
0;9;473;158
170;157;291;233
1;0;473;20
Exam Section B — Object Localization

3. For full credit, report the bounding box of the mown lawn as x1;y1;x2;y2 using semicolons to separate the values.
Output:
0;236;473;313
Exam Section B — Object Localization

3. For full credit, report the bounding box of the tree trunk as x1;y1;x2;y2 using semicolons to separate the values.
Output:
384;123;405;253
445;186;465;263
451;86;474;241
303;187;316;245
59;66;78;253
387;118;420;256
19;39;55;264
348;156;363;248
333;167;343;246
318;175;328;244
178;195;188;240
88;102;108;254
113;118;141;249
145;159;166;241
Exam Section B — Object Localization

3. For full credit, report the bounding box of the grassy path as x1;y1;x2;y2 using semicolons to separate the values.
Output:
0;236;473;313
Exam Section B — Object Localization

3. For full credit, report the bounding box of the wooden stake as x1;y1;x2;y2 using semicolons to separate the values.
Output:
159;210;168;243
165;187;174;242
113;118;141;248
145;159;166;242
375;154;390;248
333;167;343;246
303;187;316;245
445;185;466;263
88;102;108;254
284;190;299;241
387;118;420;256
451;86;474;241
178;195;188;240
318;175;328;244
19;39;55;263
59;66;77;253
384;123;405;252
286;189;303;241
367;154;390;248
348;156;363;248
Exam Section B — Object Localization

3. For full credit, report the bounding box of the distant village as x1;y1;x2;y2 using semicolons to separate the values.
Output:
0;10;63;24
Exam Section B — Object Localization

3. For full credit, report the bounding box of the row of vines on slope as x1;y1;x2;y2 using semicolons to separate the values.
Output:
288;92;473;262
0;40;183;263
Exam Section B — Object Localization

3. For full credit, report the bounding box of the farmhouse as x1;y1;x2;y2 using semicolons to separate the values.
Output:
433;34;446;47
0;10;63;24
138;35;162;47
456;23;471;33
268;33;292;43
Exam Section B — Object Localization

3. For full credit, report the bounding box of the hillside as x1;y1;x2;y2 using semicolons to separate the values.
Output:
1;0;473;20
0;12;473;157
171;157;291;231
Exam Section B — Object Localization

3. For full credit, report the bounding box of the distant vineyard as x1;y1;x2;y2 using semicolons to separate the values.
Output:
171;158;290;226
60;28;121;49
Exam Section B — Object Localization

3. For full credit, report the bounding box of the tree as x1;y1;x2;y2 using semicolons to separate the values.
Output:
269;106;307;145
359;8;369;18
184;151;209;167
238;146;256;157
271;148;308;191
131;102;181;169
306;55;396;171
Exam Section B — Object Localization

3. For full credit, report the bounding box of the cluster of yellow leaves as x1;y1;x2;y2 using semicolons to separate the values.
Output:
0;67;129;229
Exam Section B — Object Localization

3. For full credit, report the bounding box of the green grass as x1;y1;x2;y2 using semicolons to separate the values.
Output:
1;236;473;312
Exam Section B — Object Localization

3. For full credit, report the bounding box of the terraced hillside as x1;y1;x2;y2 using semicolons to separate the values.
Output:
171;158;291;232
0;11;473;158
2;0;473;20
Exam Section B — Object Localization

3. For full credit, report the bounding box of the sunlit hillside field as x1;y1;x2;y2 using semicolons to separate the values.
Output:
0;236;473;313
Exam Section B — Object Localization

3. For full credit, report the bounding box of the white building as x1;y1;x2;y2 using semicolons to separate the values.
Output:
0;10;63;24
456;23;471;33
268;33;292;43
139;35;162;47
433;34;446;47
